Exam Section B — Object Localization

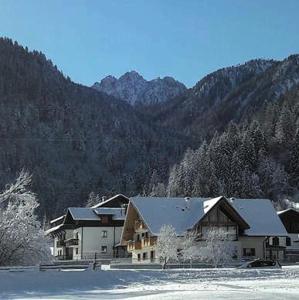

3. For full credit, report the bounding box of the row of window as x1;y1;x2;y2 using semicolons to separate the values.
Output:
136;231;149;241
72;230;108;240
73;246;108;256
137;251;155;261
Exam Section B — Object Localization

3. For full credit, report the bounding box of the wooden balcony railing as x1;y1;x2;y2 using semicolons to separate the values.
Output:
127;240;142;251
64;238;79;247
56;240;65;247
142;237;157;248
127;237;157;251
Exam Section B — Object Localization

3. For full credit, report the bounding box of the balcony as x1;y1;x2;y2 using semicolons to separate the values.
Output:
65;238;79;247
127;240;142;251
134;220;147;232
142;237;157;248
56;240;65;247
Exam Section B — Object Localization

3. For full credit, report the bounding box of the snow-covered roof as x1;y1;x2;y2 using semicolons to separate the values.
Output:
203;196;222;214
50;215;65;224
130;196;287;237
130;197;208;236
92;194;128;209
45;224;64;235
94;207;126;220
67;207;126;221
68;207;100;221
277;208;299;215
232;199;287;236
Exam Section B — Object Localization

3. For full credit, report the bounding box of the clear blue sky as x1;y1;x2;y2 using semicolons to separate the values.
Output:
0;0;299;87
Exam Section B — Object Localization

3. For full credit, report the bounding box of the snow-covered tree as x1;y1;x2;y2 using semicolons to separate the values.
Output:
156;225;178;269
85;191;100;207
0;170;51;266
150;182;167;197
199;227;234;268
180;230;199;267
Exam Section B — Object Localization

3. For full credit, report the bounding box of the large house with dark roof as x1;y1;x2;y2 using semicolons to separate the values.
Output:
278;208;299;262
121;196;287;264
46;194;129;260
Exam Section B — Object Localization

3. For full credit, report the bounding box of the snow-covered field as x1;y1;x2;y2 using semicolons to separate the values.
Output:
1;266;299;299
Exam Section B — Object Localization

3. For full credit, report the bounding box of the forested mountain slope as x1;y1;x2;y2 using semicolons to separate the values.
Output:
1;37;299;217
0;38;188;217
149;56;299;142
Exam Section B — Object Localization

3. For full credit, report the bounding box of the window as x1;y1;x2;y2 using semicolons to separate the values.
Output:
243;248;255;257
75;232;79;239
75;248;79;255
150;251;155;261
286;236;291;246
101;246;107;253
102;230;107;238
137;254;141;261
272;237;279;246
142;252;147;260
101;216;109;224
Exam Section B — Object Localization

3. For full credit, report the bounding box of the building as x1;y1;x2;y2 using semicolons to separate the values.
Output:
121;196;287;264
46;194;129;260
278;208;299;262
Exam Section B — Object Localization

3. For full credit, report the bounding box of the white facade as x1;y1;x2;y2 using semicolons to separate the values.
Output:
72;226;123;260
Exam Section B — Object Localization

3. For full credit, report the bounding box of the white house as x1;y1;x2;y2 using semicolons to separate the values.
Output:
121;196;287;264
46;194;129;260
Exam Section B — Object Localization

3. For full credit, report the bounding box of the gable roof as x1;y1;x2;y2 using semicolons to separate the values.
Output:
67;207;100;221
277;208;299;216
129;196;287;236
50;215;65;225
94;207;126;220
130;196;207;235
92;194;129;209
232;198;287;236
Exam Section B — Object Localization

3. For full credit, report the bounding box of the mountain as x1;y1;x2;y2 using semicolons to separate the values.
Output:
92;71;187;105
0;38;188;217
1;37;299;217
151;56;299;142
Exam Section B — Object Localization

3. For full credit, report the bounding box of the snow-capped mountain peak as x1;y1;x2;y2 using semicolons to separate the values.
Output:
92;71;187;105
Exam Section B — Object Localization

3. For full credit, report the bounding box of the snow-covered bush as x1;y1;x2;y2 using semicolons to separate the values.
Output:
199;227;234;268
0;170;51;266
156;225;178;269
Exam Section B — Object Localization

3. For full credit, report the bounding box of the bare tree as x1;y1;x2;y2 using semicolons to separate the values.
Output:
156;225;178;269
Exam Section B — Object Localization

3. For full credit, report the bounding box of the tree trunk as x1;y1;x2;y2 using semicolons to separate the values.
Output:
162;258;167;269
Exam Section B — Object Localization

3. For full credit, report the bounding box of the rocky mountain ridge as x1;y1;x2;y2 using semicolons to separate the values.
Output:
92;71;187;105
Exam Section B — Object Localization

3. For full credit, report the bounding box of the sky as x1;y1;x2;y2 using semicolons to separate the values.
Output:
0;0;299;87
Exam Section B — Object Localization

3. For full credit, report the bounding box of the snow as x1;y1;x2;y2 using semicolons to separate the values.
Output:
203;196;222;214
130;197;287;237
232;199;288;236
49;215;65;225
94;208;126;220
68;207;99;221
278;208;299;215
1;266;299;299
67;207;126;222
131;197;208;235
91;194;128;209
44;224;64;235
